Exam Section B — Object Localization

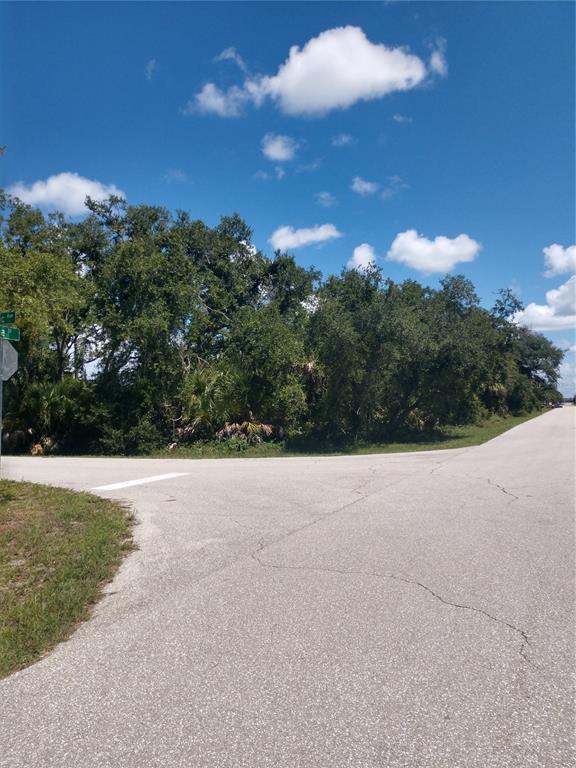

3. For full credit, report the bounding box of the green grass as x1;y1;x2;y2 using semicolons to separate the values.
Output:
157;411;543;460
0;481;132;678
336;412;543;454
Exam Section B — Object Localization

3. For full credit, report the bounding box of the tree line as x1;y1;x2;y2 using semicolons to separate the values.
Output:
0;192;563;455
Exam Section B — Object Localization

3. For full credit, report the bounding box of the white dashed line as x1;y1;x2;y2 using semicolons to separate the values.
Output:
92;473;189;491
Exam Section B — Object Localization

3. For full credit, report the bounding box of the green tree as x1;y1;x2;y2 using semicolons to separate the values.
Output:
0;190;564;454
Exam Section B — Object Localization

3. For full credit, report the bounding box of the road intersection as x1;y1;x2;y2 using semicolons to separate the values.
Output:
1;408;574;767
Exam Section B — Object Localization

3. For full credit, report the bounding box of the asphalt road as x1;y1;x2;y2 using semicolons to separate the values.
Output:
1;408;574;768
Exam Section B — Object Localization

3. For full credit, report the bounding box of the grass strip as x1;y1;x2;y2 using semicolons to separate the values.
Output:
0;481;132;678
157;411;544;459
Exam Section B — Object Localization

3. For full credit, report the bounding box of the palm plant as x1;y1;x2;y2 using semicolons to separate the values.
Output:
216;418;274;445
177;362;245;439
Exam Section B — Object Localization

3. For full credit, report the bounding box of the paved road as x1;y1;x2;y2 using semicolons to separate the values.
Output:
1;409;574;768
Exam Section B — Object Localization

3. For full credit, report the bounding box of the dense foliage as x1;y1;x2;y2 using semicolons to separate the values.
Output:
0;192;563;455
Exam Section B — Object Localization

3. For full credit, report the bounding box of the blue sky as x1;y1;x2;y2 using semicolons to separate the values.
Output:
1;1;575;391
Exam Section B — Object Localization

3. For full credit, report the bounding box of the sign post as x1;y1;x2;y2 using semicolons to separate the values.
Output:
0;314;19;478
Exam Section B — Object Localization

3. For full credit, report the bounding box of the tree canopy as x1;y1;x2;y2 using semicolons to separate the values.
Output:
0;193;563;455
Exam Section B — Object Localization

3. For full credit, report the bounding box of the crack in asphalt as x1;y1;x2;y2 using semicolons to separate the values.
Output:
428;455;460;476
242;458;534;667
238;467;380;556
428;464;521;505
242;458;454;562
250;554;535;666
215;456;535;668
480;476;521;503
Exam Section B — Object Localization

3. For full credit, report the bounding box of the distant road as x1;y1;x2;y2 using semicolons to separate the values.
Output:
1;408;574;768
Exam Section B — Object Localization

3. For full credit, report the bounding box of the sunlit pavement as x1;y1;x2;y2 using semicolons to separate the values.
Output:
1;408;574;768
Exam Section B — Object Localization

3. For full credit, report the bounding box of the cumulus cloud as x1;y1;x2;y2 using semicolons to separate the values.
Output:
386;229;481;273
187;83;251;117
558;356;576;396
315;191;337;208
188;26;438;118
8;172;125;216
145;58;157;81
214;46;248;74
296;159;321;174
429;38;448;77
261;133;299;162
331;133;355;146
514;276;576;331
164;168;187;183
351;176;379;196
543;243;576;277
546;277;576;316
254;167;286;181
262;26;428;115
347;243;376;271
392;113;412;123
557;339;576;353
557;342;576;395
515;306;574;332
269;223;343;251
381;175;409;200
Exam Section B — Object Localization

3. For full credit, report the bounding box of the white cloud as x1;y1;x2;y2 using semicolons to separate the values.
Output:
315;191;337;208
557;344;576;396
347;243;376;271
351;176;379;195
331;133;355;146
429;38;448;77
145;58;157;81
558;357;576;396
543;243;576;277
386;229;481;273
187;83;252;117
392;113;412;123
381;175;409;200
513;276;576;331
269;223;343;251
254;166;285;181
214;47;248;74
8;172;125;216
546;276;576;316
189;26;437;118
164;168;187;183
558;340;576;353
263;27;428;116
261;133;299;162
295;159;321;174
515;305;576;332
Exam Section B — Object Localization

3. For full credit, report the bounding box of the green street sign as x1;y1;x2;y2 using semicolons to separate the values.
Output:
0;311;15;325
0;326;20;341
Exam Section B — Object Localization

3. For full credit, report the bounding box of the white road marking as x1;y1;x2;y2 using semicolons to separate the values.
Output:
92;473;189;491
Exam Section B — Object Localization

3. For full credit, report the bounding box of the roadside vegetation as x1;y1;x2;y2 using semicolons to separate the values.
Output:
0;192;563;457
155;411;543;459
0;480;132;678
